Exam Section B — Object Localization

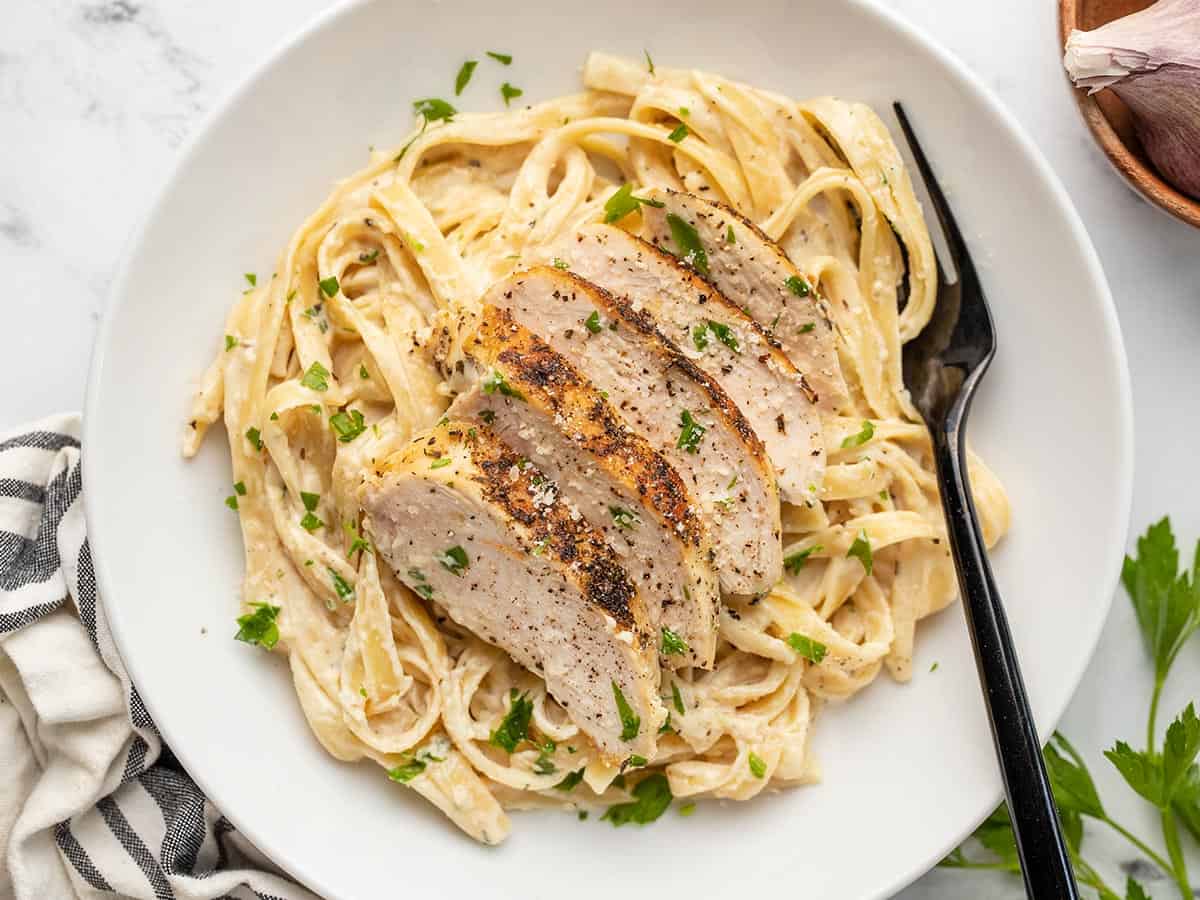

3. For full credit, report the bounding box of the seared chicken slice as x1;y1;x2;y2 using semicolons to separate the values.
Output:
545;224;825;504
486;267;782;595
639;188;850;413
360;421;664;759
455;305;720;668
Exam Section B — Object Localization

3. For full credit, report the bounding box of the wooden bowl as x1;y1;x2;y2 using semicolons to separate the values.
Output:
1059;0;1200;228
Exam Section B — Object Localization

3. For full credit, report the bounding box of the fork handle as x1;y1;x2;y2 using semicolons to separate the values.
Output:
931;421;1080;900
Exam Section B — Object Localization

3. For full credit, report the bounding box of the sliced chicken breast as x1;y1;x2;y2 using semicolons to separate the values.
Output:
544;224;825;504
638;188;850;413
485;267;782;595
455;305;720;668
360;421;664;759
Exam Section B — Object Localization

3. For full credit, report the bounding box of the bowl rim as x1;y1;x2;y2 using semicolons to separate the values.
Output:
1058;0;1200;229
81;1;1136;897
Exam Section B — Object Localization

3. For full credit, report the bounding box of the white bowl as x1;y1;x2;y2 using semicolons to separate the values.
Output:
83;1;1133;897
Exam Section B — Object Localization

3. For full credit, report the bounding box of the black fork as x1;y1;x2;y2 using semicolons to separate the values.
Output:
893;102;1080;900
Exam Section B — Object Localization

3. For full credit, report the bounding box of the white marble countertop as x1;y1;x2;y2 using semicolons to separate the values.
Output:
4;1;1199;897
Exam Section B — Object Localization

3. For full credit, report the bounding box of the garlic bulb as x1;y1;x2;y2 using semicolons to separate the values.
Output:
1064;0;1200;200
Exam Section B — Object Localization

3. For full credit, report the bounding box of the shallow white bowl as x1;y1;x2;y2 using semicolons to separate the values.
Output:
83;0;1133;897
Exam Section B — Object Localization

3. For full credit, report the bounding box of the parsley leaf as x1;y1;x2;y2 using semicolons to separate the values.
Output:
799;322;816;334
786;633;827;663
785;275;812;297
500;82;523;106
486;51;512;65
748;752;767;779
644;50;655;75
318;276;339;298
300;491;320;512
667;123;688;143
533;753;557;775
555;769;585;792
245;427;263;451
455;60;477;96
705;320;739;353
301;361;330;392
482;369;524;400
233;481;247;496
691;323;710;351
224;495;238;511
387;758;426;783
602;773;672;826
1122;517;1200;686
1173;763;1200;842
665;213;709;276
841;420;875;449
234;602;280;649
1163;702;1200;802
329;568;354;601
1125;878;1150;900
678;801;697;817
413;97;457;123
1105;741;1165;807
300;512;324;532
244;273;256;287
847;529;873;575
676;409;705;453
225;334;237;351
329;409;366;442
603;183;665;224
660;627;689;656
783;544;822;575
490;691;534;752
435;545;469;576
609;506;638;530
430;457;452;469
585;310;602;333
725;225;736;244
1043;732;1106;819
671;681;685;716
612;681;640;741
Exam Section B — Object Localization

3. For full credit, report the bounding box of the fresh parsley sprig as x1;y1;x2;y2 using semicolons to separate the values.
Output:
944;517;1200;900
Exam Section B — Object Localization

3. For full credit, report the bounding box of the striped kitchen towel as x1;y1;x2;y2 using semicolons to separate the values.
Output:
0;414;315;900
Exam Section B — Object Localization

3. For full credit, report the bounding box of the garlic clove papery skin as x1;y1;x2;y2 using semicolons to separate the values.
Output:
1064;0;1200;200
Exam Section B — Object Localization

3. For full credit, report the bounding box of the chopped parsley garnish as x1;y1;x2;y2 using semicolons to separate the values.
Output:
930;661;940;673
658;713;675;735
359;365;370;380
482;369;524;400
725;225;736;244
705;320;739;353
552;257;570;270
300;492;320;513
329;409;367;442
847;529;873;575
555;769;585;792
601;773;672;826
785;275;811;297
344;521;372;558
225;495;238;511
665;213;709;276
585;310;602;333
329;568;354;601
532;754;557;775
500;82;523;106
413;97;457;123
678;801;697;817
436;545;469;576
406;233;425;253
671;681;685;715
691;323;710;351
603;183;665;224
300;512;323;532
244;273;257;287
627;755;648;768
644;49;655;75
301;361;330;392
455;60;477;95
490;690;534;752
613;681;640;741
841;420;875;449
479;409;496;424
358;249;379;264
487;51;512;65
609;506;638;530
679;106;689;117
799;322;816;334
748;752;767;779
660;627;689;656
318;276;339;298
234;602;280;649
245;427;263;451
430;456;452;469
676;410;706;453
667;123;688;143
387;758;426;783
783;544;823;574
786;633;828;663
225;334;237;351
233;481;247;496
